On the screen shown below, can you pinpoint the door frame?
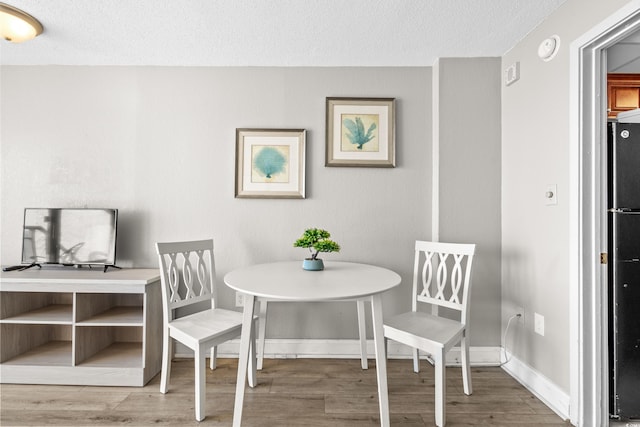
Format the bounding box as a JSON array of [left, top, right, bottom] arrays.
[[570, 2, 640, 425]]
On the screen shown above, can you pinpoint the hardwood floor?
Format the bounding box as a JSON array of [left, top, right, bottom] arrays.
[[0, 358, 571, 426]]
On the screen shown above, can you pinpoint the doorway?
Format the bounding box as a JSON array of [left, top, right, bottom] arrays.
[[571, 2, 640, 426]]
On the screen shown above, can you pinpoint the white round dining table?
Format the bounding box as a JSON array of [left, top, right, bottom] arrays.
[[224, 260, 401, 427]]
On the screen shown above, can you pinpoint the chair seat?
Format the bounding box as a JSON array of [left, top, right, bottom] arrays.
[[384, 311, 465, 351], [169, 308, 246, 346]]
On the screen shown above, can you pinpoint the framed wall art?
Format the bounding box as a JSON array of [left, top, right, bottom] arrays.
[[235, 128, 306, 198], [325, 97, 396, 167]]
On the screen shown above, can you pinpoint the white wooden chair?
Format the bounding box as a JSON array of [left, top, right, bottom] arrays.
[[156, 239, 257, 421], [384, 240, 476, 427]]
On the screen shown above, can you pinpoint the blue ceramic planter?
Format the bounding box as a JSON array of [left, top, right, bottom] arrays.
[[302, 258, 324, 271]]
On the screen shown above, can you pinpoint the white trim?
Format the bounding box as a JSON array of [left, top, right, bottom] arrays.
[[569, 3, 640, 426], [569, 28, 590, 427], [432, 58, 440, 242], [502, 351, 571, 422], [177, 339, 502, 366]]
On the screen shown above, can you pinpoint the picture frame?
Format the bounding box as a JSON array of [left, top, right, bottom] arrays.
[[235, 128, 306, 199], [325, 97, 396, 167]]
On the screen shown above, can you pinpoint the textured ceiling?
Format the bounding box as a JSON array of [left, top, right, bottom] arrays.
[[0, 0, 568, 66]]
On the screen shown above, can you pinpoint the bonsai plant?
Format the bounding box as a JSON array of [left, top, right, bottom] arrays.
[[293, 228, 340, 270]]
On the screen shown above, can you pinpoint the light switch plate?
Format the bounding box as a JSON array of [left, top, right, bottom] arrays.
[[534, 312, 545, 336], [505, 62, 520, 86]]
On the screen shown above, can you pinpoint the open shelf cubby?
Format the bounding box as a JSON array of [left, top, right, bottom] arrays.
[[0, 268, 162, 386]]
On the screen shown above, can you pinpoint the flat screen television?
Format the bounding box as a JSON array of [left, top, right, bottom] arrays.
[[21, 208, 118, 269]]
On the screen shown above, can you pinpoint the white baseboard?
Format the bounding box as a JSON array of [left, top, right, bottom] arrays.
[[501, 351, 570, 421], [178, 338, 502, 366]]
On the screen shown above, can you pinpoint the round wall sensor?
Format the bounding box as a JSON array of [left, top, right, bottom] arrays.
[[538, 35, 560, 62]]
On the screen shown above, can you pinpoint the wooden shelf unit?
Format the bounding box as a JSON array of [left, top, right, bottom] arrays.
[[608, 73, 640, 118], [0, 268, 162, 386]]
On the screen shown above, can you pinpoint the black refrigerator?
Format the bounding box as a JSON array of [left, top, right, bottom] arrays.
[[608, 117, 640, 420]]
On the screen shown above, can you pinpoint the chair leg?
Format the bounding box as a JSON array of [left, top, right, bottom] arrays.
[[257, 299, 268, 370], [461, 331, 472, 395], [194, 346, 206, 422], [412, 348, 420, 373], [160, 330, 172, 394], [434, 348, 446, 427], [357, 299, 368, 369], [209, 346, 217, 370], [248, 318, 257, 388]]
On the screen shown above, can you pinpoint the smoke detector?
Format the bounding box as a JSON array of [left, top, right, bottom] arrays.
[[538, 35, 560, 62]]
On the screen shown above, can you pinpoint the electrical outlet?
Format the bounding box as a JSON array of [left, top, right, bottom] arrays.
[[516, 306, 525, 324], [534, 312, 545, 336], [235, 292, 244, 307]]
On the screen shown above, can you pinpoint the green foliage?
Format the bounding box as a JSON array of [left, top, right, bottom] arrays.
[[293, 228, 341, 260]]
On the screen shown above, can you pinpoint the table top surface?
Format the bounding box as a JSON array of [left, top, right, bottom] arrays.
[[224, 261, 401, 301]]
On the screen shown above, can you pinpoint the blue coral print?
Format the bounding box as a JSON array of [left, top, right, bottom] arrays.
[[341, 114, 379, 152], [251, 146, 289, 183]]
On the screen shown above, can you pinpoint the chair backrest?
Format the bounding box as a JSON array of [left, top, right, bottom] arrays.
[[412, 240, 476, 324], [156, 239, 217, 321]]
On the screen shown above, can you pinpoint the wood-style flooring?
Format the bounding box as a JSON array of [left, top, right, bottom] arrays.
[[0, 358, 571, 426]]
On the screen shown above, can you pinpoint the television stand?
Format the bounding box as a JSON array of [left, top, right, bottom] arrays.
[[0, 268, 162, 386], [103, 264, 122, 273]]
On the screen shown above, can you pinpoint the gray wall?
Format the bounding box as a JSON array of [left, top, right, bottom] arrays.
[[501, 0, 633, 392], [1, 64, 502, 345], [436, 58, 502, 346]]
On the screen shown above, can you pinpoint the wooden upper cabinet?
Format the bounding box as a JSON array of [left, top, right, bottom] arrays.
[[608, 73, 640, 119]]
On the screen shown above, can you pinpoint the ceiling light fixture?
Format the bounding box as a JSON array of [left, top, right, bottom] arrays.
[[0, 2, 43, 43]]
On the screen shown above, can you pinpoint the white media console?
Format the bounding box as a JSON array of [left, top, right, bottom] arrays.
[[0, 268, 162, 386]]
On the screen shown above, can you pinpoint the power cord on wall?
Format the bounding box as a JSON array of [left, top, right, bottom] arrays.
[[501, 313, 522, 366]]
